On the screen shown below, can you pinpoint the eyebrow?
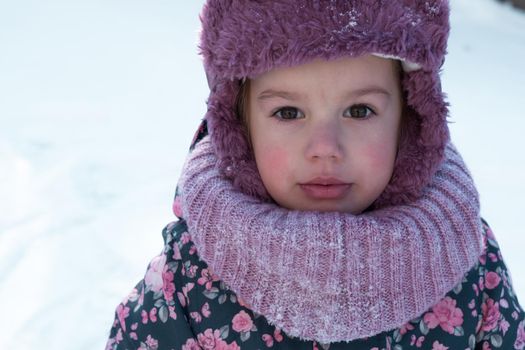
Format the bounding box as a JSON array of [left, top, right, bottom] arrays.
[[257, 86, 392, 101], [257, 89, 302, 101], [347, 86, 392, 98]]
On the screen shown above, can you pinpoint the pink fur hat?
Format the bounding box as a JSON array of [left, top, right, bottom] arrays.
[[198, 0, 451, 207]]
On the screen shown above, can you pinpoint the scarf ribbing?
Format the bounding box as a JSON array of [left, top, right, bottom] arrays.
[[178, 136, 484, 343]]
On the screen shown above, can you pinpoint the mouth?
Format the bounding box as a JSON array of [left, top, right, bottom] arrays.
[[299, 177, 352, 200]]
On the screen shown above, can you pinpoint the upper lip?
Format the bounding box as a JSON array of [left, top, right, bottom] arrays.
[[301, 177, 349, 185]]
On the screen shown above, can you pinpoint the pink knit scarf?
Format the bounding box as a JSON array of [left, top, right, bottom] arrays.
[[178, 136, 484, 343]]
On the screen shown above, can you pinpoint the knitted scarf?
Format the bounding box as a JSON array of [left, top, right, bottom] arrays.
[[178, 136, 484, 343]]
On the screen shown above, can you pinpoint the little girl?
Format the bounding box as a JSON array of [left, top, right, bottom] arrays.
[[107, 1, 525, 349]]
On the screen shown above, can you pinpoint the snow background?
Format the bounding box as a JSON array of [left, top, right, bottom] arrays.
[[0, 0, 524, 348]]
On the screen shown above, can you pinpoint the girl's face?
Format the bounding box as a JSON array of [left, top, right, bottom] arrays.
[[247, 55, 402, 214]]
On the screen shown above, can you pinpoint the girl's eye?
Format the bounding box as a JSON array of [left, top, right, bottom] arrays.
[[343, 105, 375, 119], [273, 107, 304, 120]]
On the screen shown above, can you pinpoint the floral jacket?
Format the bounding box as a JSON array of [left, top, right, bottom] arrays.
[[106, 219, 525, 350]]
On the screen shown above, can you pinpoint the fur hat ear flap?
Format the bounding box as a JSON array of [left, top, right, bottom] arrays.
[[205, 80, 270, 199]]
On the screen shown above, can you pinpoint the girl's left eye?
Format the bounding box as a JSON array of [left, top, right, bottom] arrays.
[[343, 105, 375, 119]]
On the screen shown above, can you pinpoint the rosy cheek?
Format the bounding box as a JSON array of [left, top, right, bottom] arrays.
[[254, 142, 292, 196], [258, 145, 289, 177], [363, 145, 397, 178]]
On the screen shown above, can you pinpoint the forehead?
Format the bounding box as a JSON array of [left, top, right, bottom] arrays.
[[250, 55, 400, 94]]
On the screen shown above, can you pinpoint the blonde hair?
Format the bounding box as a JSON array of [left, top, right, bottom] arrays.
[[235, 79, 252, 147]]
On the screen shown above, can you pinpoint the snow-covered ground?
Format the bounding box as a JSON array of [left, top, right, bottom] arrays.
[[0, 1, 524, 348]]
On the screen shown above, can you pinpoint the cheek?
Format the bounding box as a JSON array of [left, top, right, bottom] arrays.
[[359, 132, 398, 178], [364, 147, 396, 173], [255, 144, 291, 182]]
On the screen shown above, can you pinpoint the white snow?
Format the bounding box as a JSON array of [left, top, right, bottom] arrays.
[[0, 0, 524, 348]]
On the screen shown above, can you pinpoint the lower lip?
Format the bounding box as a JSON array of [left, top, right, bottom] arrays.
[[299, 184, 352, 200]]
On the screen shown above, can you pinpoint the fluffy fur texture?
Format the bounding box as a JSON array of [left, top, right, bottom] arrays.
[[199, 0, 451, 207]]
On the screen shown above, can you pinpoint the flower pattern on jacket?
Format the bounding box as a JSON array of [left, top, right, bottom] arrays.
[[106, 220, 525, 349]]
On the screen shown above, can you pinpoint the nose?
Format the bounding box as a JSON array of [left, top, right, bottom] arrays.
[[304, 119, 344, 162]]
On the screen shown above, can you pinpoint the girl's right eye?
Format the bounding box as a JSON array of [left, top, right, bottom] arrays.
[[272, 107, 304, 120]]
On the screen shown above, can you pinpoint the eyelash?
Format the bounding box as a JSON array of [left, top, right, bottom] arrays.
[[271, 104, 376, 121], [343, 104, 376, 119], [272, 107, 305, 120]]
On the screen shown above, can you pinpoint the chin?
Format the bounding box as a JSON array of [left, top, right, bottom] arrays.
[[280, 199, 364, 214]]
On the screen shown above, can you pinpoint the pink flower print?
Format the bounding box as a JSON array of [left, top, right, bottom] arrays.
[[141, 310, 149, 324], [198, 268, 220, 290], [197, 328, 229, 350], [122, 288, 138, 305], [178, 292, 187, 307], [181, 232, 192, 245], [163, 269, 176, 301], [116, 304, 130, 332], [473, 283, 480, 297], [182, 338, 202, 350], [431, 340, 448, 350], [423, 296, 464, 334], [261, 328, 283, 348], [105, 338, 117, 350], [138, 287, 145, 307], [476, 317, 483, 333], [469, 299, 478, 317], [273, 328, 283, 342], [479, 276, 485, 291], [399, 321, 415, 335], [142, 308, 158, 324], [262, 334, 273, 347], [183, 282, 195, 300], [479, 251, 487, 265], [116, 328, 124, 343], [482, 298, 500, 331], [232, 310, 254, 333], [187, 264, 198, 279], [488, 252, 498, 262], [191, 311, 202, 323], [500, 318, 510, 335], [169, 305, 178, 320], [485, 271, 501, 290], [189, 244, 198, 255], [144, 255, 167, 293], [149, 308, 158, 323], [486, 226, 496, 240], [172, 197, 183, 218], [145, 335, 159, 350], [227, 343, 241, 350], [500, 298, 509, 309], [482, 341, 492, 350], [130, 323, 138, 340], [410, 335, 424, 347], [172, 243, 182, 260], [515, 321, 525, 350], [502, 272, 510, 289], [202, 302, 211, 318]]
